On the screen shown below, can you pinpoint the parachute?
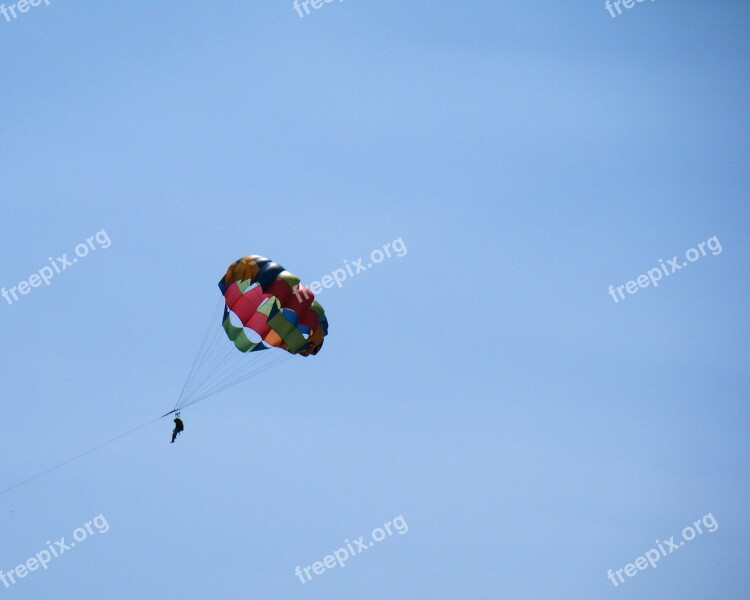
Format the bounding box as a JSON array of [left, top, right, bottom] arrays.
[[171, 255, 329, 412], [219, 255, 328, 356]]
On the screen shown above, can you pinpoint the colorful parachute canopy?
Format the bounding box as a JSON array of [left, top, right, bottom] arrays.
[[218, 255, 329, 356], [171, 255, 328, 412]]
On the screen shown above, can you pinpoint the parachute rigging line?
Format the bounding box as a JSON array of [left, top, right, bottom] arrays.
[[0, 416, 162, 497]]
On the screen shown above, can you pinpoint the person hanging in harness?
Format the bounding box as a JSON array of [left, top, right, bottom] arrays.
[[171, 414, 184, 444]]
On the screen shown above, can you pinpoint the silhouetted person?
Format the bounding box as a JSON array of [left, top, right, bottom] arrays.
[[171, 416, 184, 443]]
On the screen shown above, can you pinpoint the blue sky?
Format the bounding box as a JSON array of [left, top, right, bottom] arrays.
[[1, 1, 748, 598]]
